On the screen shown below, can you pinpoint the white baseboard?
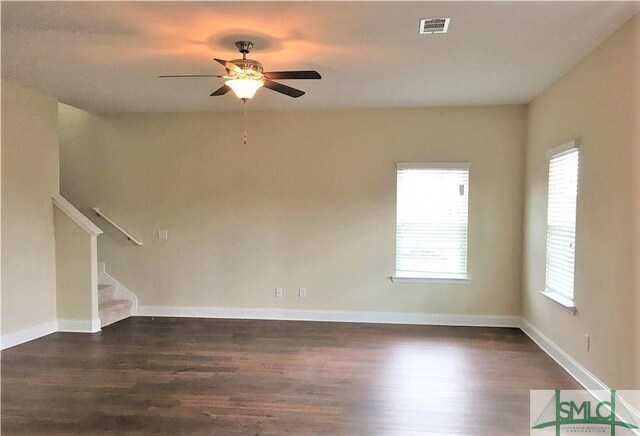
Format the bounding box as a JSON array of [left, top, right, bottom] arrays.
[[138, 305, 521, 327], [97, 262, 137, 314], [0, 320, 58, 350], [57, 319, 101, 333], [519, 318, 607, 391], [1, 319, 101, 350]]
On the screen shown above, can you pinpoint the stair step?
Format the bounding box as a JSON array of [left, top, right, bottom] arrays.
[[98, 284, 116, 304], [99, 299, 133, 328]]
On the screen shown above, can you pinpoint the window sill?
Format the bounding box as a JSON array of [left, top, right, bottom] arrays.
[[391, 276, 470, 284], [540, 291, 576, 314]]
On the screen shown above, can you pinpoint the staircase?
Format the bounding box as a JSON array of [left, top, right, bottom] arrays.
[[98, 284, 133, 327]]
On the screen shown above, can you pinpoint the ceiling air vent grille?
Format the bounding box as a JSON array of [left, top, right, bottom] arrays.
[[419, 18, 450, 34]]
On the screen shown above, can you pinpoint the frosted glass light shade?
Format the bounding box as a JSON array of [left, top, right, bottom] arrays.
[[226, 78, 264, 99]]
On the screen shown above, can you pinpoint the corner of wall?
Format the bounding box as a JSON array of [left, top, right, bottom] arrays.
[[521, 13, 640, 388], [1, 80, 60, 336]]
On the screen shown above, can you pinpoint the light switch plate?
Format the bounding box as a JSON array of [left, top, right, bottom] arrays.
[[157, 229, 168, 240]]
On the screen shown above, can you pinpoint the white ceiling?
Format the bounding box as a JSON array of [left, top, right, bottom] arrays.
[[2, 1, 638, 113]]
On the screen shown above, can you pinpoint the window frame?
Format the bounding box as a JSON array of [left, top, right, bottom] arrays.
[[541, 139, 580, 314], [392, 162, 470, 284]]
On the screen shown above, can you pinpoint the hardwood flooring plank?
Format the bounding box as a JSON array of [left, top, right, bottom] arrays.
[[1, 317, 580, 435]]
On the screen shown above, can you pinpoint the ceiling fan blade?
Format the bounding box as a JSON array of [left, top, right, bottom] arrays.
[[210, 85, 231, 96], [263, 71, 322, 80], [159, 74, 223, 78], [263, 80, 305, 98], [214, 58, 243, 74]]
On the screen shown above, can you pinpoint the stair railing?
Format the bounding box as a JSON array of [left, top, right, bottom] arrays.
[[91, 207, 143, 246]]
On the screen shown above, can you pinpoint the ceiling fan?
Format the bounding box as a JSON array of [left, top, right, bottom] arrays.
[[159, 40, 322, 100]]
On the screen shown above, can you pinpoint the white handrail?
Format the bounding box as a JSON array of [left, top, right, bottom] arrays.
[[53, 195, 103, 236], [91, 207, 143, 246]]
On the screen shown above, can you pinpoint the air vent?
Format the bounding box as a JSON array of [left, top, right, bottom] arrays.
[[419, 18, 450, 34]]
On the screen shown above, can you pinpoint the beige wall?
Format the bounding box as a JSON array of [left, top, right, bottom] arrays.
[[54, 208, 98, 322], [1, 80, 59, 334], [59, 104, 526, 316], [523, 14, 639, 388]]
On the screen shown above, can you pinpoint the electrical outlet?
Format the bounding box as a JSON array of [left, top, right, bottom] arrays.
[[157, 229, 168, 240], [299, 288, 307, 298], [585, 334, 590, 352], [275, 288, 283, 299]]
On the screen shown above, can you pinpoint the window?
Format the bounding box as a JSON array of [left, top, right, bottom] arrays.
[[544, 141, 579, 310], [393, 163, 469, 283]]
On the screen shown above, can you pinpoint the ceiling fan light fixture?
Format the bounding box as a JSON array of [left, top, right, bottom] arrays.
[[226, 77, 264, 99]]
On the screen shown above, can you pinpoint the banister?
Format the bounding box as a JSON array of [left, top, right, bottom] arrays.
[[53, 195, 103, 236], [91, 207, 143, 246]]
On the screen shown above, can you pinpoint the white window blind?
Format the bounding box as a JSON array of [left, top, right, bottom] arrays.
[[395, 163, 469, 279], [545, 145, 579, 302]]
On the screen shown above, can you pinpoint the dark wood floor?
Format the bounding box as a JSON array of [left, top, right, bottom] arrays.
[[1, 317, 580, 435]]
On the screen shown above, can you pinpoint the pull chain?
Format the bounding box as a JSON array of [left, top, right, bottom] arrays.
[[242, 98, 248, 145]]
